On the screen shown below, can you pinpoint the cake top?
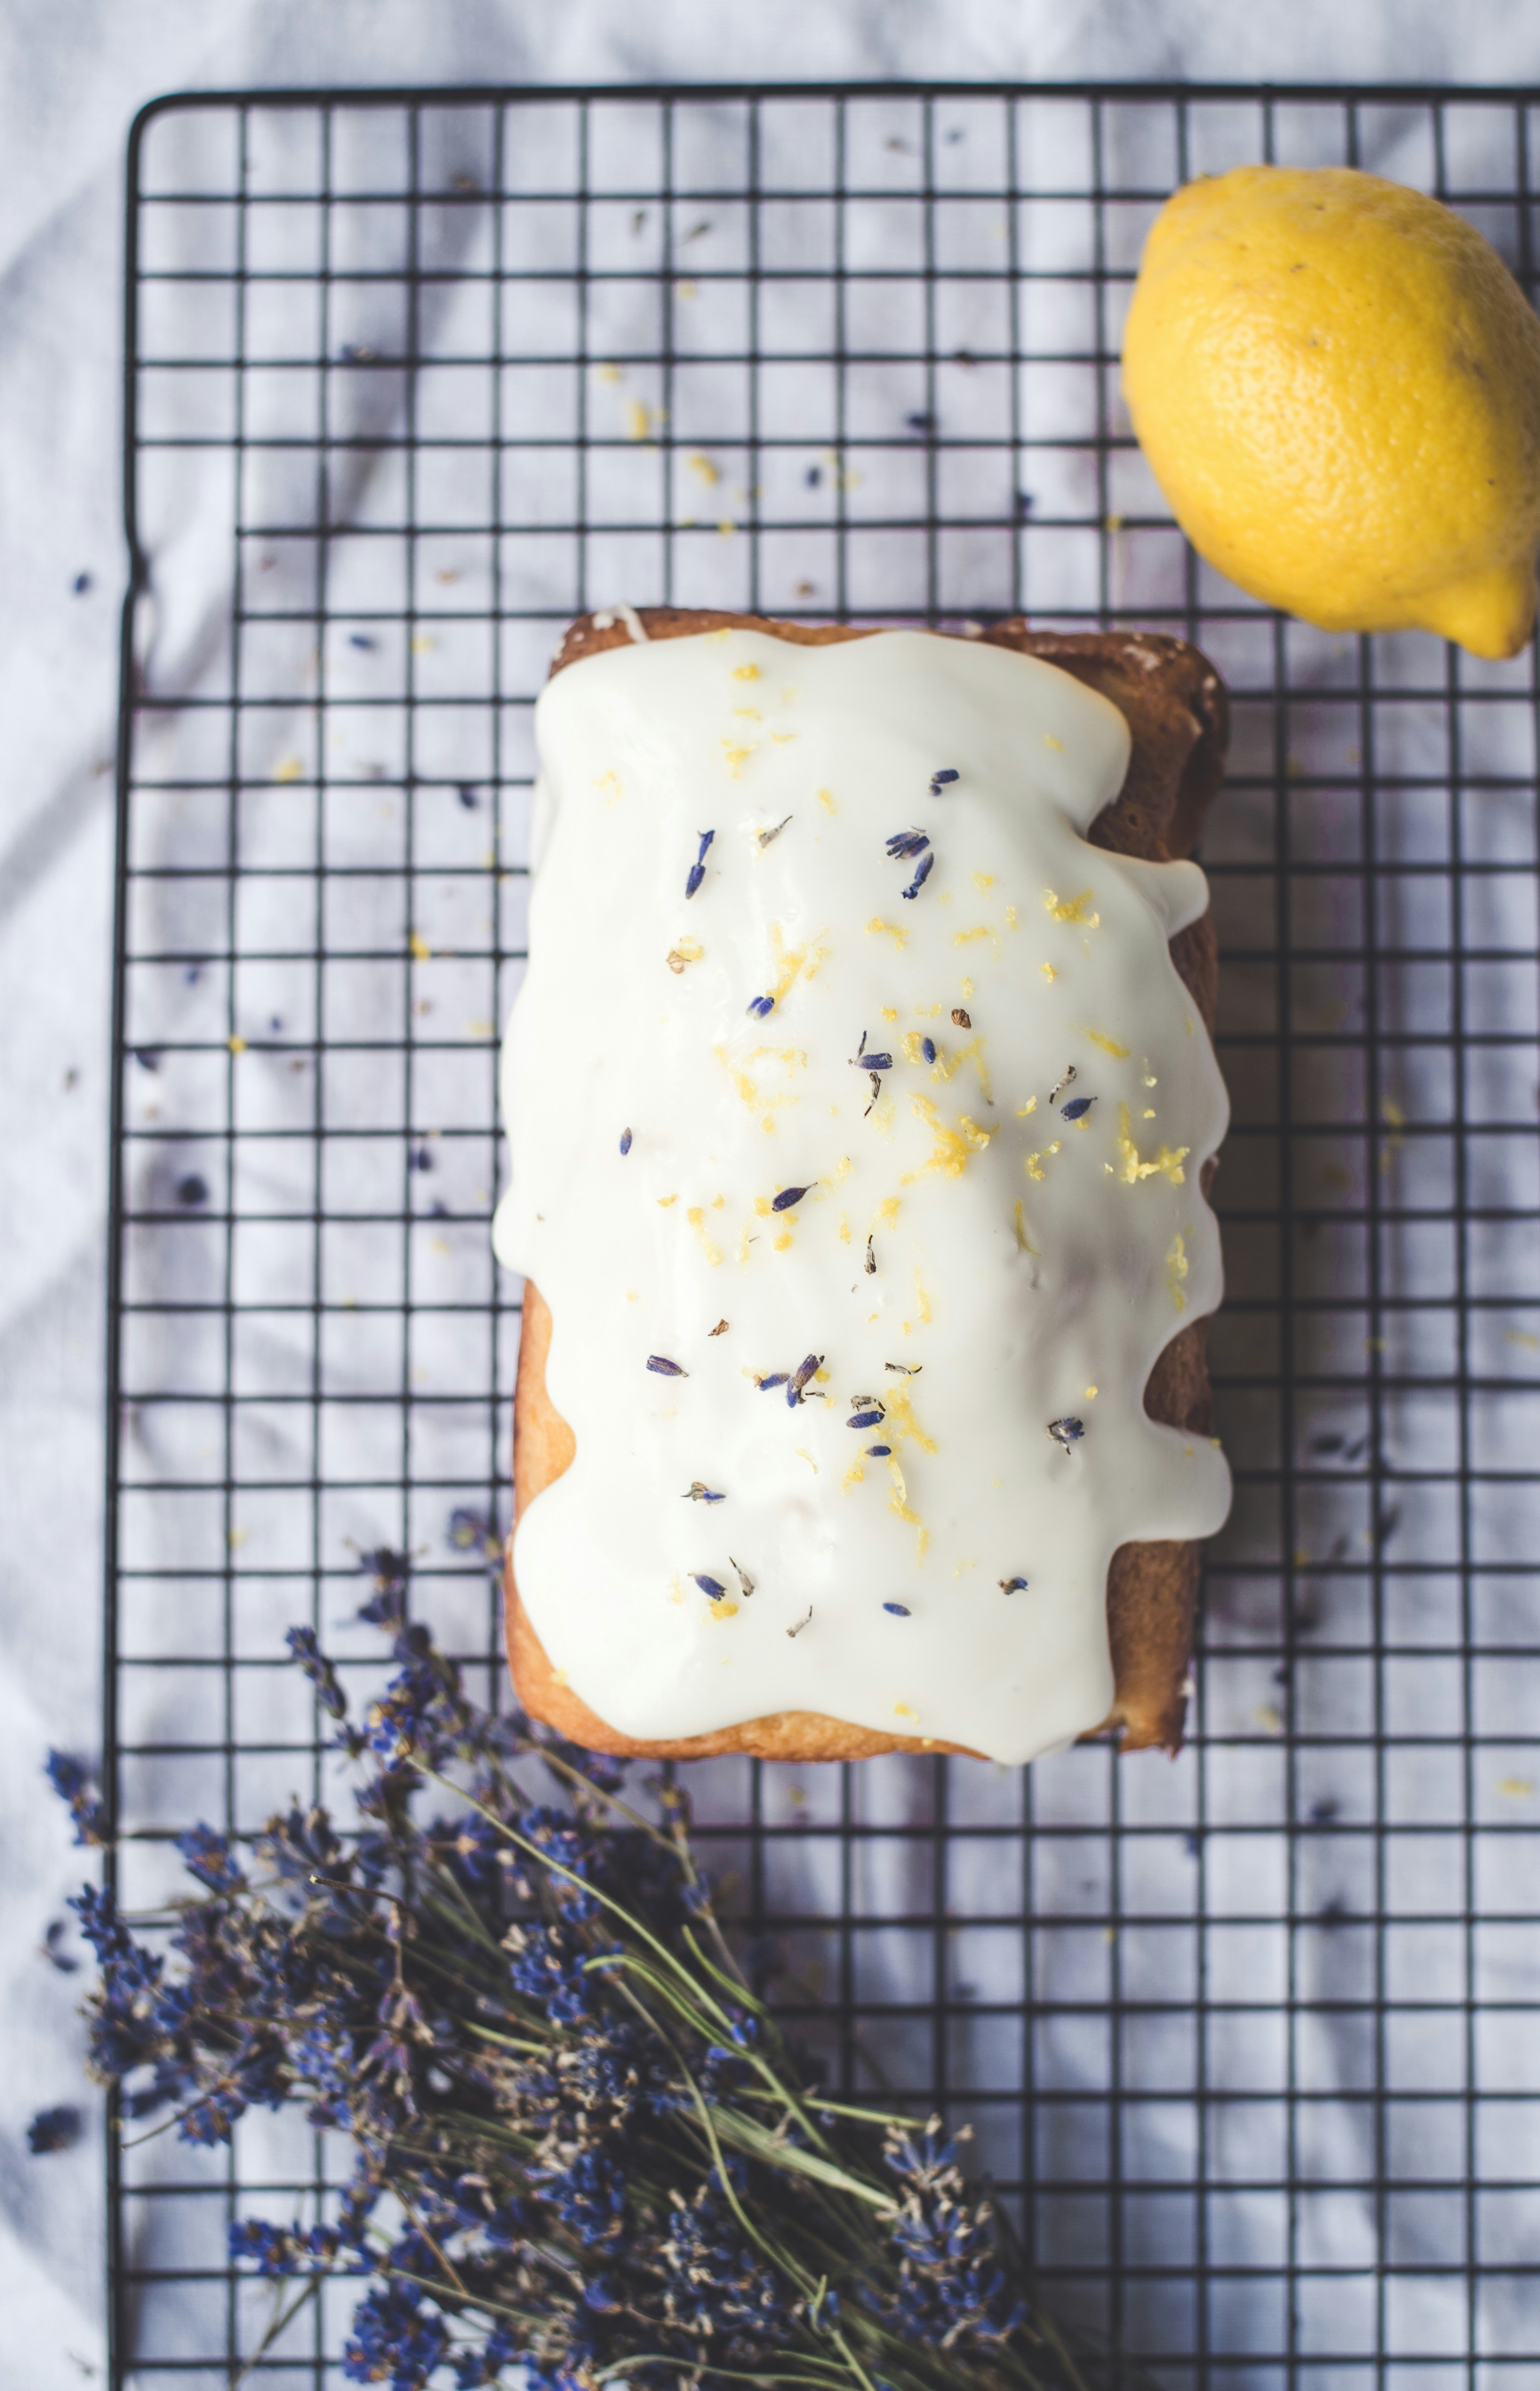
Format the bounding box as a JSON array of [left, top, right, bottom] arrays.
[[495, 626, 1230, 1764]]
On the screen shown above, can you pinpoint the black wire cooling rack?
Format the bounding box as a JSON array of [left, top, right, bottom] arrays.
[[105, 82, 1540, 2388]]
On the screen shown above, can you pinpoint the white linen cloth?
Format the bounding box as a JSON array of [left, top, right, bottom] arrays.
[[5, 4, 1540, 2382]]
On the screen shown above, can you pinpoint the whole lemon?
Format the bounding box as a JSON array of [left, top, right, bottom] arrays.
[[1122, 165, 1540, 659]]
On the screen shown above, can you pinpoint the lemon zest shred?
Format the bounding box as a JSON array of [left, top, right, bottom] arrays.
[[930, 1034, 992, 1100], [901, 1093, 992, 1184], [686, 1206, 723, 1266], [883, 1386, 937, 1457], [885, 1455, 929, 1557], [1116, 1101, 1190, 1186]]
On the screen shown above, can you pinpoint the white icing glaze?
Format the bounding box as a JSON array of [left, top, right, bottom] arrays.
[[494, 628, 1230, 1764]]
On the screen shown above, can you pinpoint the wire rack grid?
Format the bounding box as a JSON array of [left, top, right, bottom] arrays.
[[106, 80, 1540, 2390]]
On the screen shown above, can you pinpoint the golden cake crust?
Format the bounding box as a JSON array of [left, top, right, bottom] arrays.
[[504, 610, 1228, 1761]]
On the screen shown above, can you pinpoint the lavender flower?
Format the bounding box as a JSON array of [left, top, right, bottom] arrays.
[[355, 1545, 408, 1627], [44, 1752, 106, 1848], [43, 1620, 1135, 2391], [286, 1624, 348, 1720]]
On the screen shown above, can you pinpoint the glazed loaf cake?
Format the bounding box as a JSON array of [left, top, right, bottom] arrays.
[[494, 609, 1230, 1763]]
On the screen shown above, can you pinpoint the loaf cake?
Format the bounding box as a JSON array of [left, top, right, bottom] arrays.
[[492, 609, 1230, 1764]]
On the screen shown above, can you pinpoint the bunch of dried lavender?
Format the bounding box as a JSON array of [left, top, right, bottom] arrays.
[[52, 1617, 1128, 2391]]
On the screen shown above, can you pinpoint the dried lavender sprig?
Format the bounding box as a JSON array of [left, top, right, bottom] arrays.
[[48, 1630, 1138, 2391]]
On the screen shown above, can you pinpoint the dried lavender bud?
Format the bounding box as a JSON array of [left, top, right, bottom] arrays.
[[929, 766, 960, 793], [1061, 1096, 1094, 1122], [647, 1355, 687, 1377], [787, 1353, 824, 1405], [854, 1052, 893, 1073], [691, 1573, 727, 1598], [882, 1602, 912, 1616], [847, 1408, 884, 1431], [886, 828, 930, 859], [685, 827, 715, 897], [921, 1037, 936, 1065], [1048, 1415, 1085, 1448], [682, 1482, 725, 1503], [27, 2106, 80, 2155], [901, 851, 935, 900], [1000, 1575, 1029, 1593], [619, 1127, 633, 1154], [770, 1185, 810, 1212], [756, 1372, 789, 1391], [866, 1443, 892, 1457], [448, 1508, 497, 1555], [746, 993, 775, 1018]]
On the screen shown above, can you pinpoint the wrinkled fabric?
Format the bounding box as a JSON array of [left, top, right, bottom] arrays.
[[5, 4, 1540, 2380]]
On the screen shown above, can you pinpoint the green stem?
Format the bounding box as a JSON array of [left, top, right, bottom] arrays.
[[228, 2277, 317, 2388]]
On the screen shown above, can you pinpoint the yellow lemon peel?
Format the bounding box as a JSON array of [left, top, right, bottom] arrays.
[[1122, 164, 1540, 660]]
